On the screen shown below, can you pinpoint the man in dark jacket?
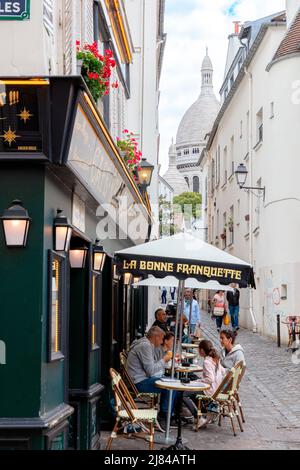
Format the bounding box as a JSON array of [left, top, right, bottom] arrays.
[[152, 308, 169, 333], [227, 284, 240, 330]]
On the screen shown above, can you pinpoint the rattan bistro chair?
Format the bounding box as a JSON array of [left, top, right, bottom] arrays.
[[195, 361, 244, 436], [119, 351, 159, 408], [106, 368, 157, 450], [235, 363, 246, 423]]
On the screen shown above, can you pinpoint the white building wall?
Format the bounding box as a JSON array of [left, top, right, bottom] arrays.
[[206, 23, 300, 344]]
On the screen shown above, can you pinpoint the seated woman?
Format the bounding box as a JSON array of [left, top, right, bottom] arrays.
[[220, 329, 246, 371], [183, 339, 225, 428], [154, 331, 175, 364]]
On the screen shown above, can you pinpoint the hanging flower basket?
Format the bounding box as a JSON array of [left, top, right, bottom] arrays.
[[117, 130, 143, 183], [76, 41, 118, 103]]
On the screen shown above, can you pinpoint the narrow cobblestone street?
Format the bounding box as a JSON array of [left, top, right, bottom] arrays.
[[101, 313, 300, 450]]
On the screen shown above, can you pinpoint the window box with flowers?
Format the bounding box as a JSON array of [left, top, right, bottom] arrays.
[[116, 130, 142, 183], [76, 41, 119, 103]]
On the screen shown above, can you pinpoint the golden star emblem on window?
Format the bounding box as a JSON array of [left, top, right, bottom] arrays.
[[0, 126, 20, 147], [17, 107, 33, 124]]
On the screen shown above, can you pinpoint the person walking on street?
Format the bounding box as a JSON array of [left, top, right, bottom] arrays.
[[183, 288, 201, 341], [212, 291, 227, 333], [170, 287, 176, 301], [227, 284, 240, 331], [161, 287, 167, 305]]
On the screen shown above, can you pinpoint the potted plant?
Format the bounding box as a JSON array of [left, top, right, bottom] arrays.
[[116, 130, 143, 183], [76, 41, 118, 103], [220, 230, 226, 240]]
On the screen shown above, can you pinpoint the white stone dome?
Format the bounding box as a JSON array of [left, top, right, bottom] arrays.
[[163, 141, 189, 196], [176, 50, 220, 149]]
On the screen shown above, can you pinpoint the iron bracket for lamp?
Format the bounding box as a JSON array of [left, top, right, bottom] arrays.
[[239, 185, 265, 200]]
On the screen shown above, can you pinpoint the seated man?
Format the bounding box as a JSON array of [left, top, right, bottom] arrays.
[[152, 308, 169, 333], [126, 326, 177, 430]]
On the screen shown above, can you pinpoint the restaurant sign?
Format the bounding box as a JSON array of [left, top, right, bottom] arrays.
[[0, 1, 30, 20], [115, 255, 256, 288]]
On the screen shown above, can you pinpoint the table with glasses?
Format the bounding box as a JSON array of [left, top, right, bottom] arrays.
[[155, 379, 210, 450]]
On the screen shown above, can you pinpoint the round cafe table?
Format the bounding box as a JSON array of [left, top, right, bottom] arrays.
[[155, 379, 210, 450], [181, 343, 199, 349]]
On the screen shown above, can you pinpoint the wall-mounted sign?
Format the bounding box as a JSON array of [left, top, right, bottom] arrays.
[[72, 193, 86, 233], [0, 83, 43, 152], [0, 1, 30, 20]]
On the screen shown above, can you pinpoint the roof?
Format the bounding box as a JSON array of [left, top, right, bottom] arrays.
[[207, 18, 286, 151], [272, 9, 300, 62]]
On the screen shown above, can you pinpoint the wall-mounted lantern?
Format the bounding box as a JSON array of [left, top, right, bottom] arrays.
[[53, 209, 72, 252], [1, 200, 31, 247]]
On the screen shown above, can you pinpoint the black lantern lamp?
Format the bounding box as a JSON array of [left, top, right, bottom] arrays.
[[69, 238, 88, 269], [235, 163, 265, 199], [1, 200, 31, 247], [137, 158, 154, 190], [93, 242, 106, 272], [53, 209, 72, 252], [235, 163, 248, 188]]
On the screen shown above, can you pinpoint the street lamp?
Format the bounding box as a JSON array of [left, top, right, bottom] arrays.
[[235, 163, 265, 198], [137, 158, 154, 191], [53, 209, 72, 252], [93, 243, 106, 272], [1, 200, 31, 247], [69, 239, 88, 268]]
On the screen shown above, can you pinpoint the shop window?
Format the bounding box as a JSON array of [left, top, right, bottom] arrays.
[[193, 176, 200, 193], [48, 252, 66, 362], [91, 272, 100, 350]]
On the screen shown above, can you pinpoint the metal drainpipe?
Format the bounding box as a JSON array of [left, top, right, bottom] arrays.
[[244, 66, 258, 333]]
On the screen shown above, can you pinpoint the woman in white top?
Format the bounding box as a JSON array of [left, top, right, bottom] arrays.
[[212, 290, 228, 332]]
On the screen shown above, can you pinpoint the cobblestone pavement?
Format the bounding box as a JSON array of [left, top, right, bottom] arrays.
[[101, 313, 300, 450]]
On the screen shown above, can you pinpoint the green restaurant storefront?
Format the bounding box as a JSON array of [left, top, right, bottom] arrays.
[[0, 77, 151, 449]]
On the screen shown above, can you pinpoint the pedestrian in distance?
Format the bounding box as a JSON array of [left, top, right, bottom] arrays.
[[212, 290, 228, 333], [161, 286, 167, 305], [227, 283, 240, 331]]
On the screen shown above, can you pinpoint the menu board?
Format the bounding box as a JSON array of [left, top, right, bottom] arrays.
[[0, 83, 43, 152]]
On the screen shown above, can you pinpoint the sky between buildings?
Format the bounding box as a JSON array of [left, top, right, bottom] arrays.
[[159, 0, 286, 175]]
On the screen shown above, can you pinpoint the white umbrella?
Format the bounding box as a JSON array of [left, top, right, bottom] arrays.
[[115, 232, 254, 445], [133, 275, 234, 291]]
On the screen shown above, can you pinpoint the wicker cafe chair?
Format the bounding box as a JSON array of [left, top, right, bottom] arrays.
[[106, 368, 157, 450], [234, 363, 246, 423], [119, 351, 159, 408], [195, 361, 244, 436]]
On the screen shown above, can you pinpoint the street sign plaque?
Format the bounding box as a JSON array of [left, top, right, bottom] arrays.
[[0, 1, 30, 20]]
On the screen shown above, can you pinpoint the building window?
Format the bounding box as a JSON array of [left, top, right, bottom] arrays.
[[222, 212, 227, 249], [229, 205, 234, 245], [224, 86, 228, 100], [211, 159, 215, 191], [185, 177, 189, 188], [238, 56, 243, 71], [255, 178, 262, 229], [193, 176, 200, 193], [240, 120, 243, 138], [192, 148, 200, 154], [223, 146, 228, 185], [217, 145, 221, 185], [270, 102, 274, 119], [178, 152, 182, 157], [48, 252, 66, 362], [230, 136, 234, 178], [230, 74, 234, 89], [91, 272, 100, 349], [256, 107, 263, 144], [184, 149, 190, 155]]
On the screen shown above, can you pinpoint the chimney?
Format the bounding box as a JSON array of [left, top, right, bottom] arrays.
[[233, 21, 241, 34], [286, 0, 300, 27]]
